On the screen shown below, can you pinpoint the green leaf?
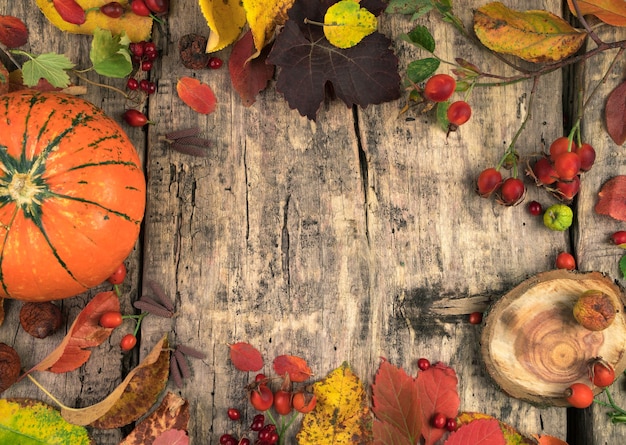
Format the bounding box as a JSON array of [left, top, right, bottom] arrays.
[[436, 101, 450, 131], [0, 398, 92, 444], [619, 254, 626, 280], [90, 28, 132, 78], [406, 57, 440, 83], [17, 51, 74, 88], [400, 25, 436, 52], [385, 0, 434, 21]]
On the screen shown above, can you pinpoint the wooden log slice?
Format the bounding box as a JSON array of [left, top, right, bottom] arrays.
[[481, 270, 626, 407]]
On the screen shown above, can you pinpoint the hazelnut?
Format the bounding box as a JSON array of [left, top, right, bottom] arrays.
[[19, 302, 63, 339], [573, 290, 617, 331], [0, 343, 20, 393]]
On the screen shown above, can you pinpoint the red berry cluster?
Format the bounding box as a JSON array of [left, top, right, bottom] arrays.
[[566, 359, 616, 409], [529, 136, 596, 201], [127, 40, 158, 95], [220, 411, 277, 445], [423, 74, 473, 132], [476, 167, 525, 206]]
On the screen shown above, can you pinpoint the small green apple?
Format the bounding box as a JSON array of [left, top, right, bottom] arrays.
[[543, 204, 573, 231]]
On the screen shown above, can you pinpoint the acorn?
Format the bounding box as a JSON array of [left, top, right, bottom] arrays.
[[573, 290, 618, 331]]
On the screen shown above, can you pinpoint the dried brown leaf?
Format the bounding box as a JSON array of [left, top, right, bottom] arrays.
[[606, 80, 626, 145]]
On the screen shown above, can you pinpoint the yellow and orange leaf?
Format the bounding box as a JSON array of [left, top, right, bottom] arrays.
[[176, 77, 217, 115], [567, 0, 626, 27], [458, 412, 537, 444], [199, 0, 247, 52], [297, 362, 372, 444], [243, 0, 294, 58], [35, 0, 153, 42], [474, 2, 587, 63]]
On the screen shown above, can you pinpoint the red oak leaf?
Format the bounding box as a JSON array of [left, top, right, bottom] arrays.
[[606, 80, 626, 146], [176, 77, 217, 115], [0, 15, 28, 48], [445, 418, 506, 445], [418, 362, 460, 445], [267, 0, 401, 120], [371, 359, 421, 445], [595, 176, 626, 221], [229, 342, 264, 372], [273, 355, 312, 382], [27, 291, 119, 374], [52, 0, 86, 25], [229, 30, 275, 107]]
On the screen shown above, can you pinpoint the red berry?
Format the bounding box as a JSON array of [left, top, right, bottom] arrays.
[[468, 312, 483, 324], [107, 263, 127, 284], [250, 384, 274, 411], [555, 176, 580, 201], [273, 390, 292, 415], [549, 136, 577, 162], [577, 143, 596, 172], [528, 200, 542, 216], [145, 0, 169, 14], [122, 109, 149, 127], [423, 74, 456, 102], [100, 2, 125, 18], [227, 408, 241, 421], [432, 412, 447, 429], [250, 414, 265, 431], [499, 177, 525, 206], [565, 382, 594, 408], [477, 167, 502, 197], [220, 434, 236, 445], [611, 231, 626, 246], [267, 431, 279, 444], [255, 373, 267, 382], [446, 100, 471, 126], [208, 57, 223, 69], [417, 358, 431, 371], [130, 41, 145, 58], [589, 359, 615, 387], [554, 151, 581, 181], [446, 417, 457, 432], [531, 157, 558, 186], [292, 392, 317, 413], [239, 439, 251, 445], [141, 60, 153, 71], [99, 311, 123, 328], [120, 333, 137, 351], [555, 252, 576, 270], [131, 0, 151, 16], [126, 78, 139, 90]]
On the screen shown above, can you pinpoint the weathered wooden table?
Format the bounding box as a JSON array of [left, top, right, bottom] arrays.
[[1, 1, 625, 444]]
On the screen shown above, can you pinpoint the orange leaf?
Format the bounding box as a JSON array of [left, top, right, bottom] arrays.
[[534, 434, 569, 445], [595, 176, 626, 221], [273, 355, 313, 382], [567, 0, 626, 27], [229, 342, 264, 372], [176, 77, 217, 115], [0, 15, 28, 48], [446, 418, 505, 445], [27, 291, 119, 374]]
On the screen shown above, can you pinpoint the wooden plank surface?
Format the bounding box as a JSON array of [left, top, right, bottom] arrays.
[[0, 1, 625, 444]]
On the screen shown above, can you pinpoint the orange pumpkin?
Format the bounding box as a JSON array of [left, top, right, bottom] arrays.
[[0, 91, 146, 301]]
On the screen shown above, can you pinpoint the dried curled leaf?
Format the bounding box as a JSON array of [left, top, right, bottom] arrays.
[[474, 2, 587, 63], [605, 80, 626, 146], [567, 0, 626, 27], [0, 15, 28, 48]]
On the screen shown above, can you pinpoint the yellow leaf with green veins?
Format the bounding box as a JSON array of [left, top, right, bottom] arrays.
[[473, 1, 587, 63], [323, 0, 378, 49], [243, 0, 295, 59], [297, 362, 372, 444], [0, 399, 92, 444], [199, 0, 247, 52]]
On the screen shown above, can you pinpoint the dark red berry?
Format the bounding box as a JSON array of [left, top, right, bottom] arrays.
[[477, 167, 502, 198], [577, 143, 596, 172], [130, 41, 145, 58], [469, 312, 483, 324], [528, 200, 542, 216], [141, 60, 153, 71], [208, 56, 223, 69], [220, 434, 236, 445], [122, 109, 149, 127], [100, 2, 125, 18], [145, 0, 169, 14], [417, 358, 430, 371], [499, 177, 525, 206], [126, 78, 139, 90], [131, 0, 151, 16], [432, 412, 447, 429], [446, 417, 457, 431], [227, 408, 241, 421]]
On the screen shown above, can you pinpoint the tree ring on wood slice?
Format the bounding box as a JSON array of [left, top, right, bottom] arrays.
[[480, 270, 626, 406]]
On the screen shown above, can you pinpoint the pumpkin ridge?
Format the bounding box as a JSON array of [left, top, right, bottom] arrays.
[[0, 205, 20, 297], [46, 192, 143, 224]]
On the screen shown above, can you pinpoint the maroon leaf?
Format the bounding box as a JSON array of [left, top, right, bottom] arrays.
[[595, 175, 626, 221], [229, 342, 264, 372], [0, 15, 28, 48], [445, 418, 506, 445], [267, 0, 401, 120], [606, 80, 626, 146], [417, 362, 460, 445], [52, 0, 86, 25], [229, 30, 275, 107]]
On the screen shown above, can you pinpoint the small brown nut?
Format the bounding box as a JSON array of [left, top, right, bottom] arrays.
[[178, 34, 210, 69], [0, 343, 21, 393], [573, 290, 617, 331], [19, 302, 63, 339]]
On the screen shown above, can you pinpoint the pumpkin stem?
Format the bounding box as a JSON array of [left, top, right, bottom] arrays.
[[7, 172, 43, 207]]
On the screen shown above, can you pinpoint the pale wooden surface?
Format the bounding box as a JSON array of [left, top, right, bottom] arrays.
[[1, 1, 625, 444]]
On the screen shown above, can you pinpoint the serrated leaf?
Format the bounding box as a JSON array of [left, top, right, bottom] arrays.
[[0, 399, 92, 444], [406, 57, 440, 83], [229, 342, 264, 372], [18, 51, 74, 88], [473, 2, 587, 63], [400, 25, 435, 52], [242, 0, 294, 58], [0, 15, 28, 48], [457, 412, 537, 444], [297, 362, 372, 444], [90, 28, 132, 78], [199, 0, 247, 52], [418, 362, 460, 445], [324, 0, 378, 49], [273, 355, 312, 382], [567, 0, 626, 27], [445, 418, 506, 445], [619, 254, 626, 280], [605, 80, 626, 145]]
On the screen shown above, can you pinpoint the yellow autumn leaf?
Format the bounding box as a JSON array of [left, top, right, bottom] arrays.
[[473, 1, 587, 63], [243, 0, 294, 59], [199, 0, 247, 53], [35, 0, 153, 42], [323, 0, 378, 49], [297, 362, 372, 444]]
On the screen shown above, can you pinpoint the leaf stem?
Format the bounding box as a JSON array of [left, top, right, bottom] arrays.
[[72, 70, 130, 99], [26, 374, 71, 411]]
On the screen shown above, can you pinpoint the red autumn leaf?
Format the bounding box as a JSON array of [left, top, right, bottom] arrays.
[[0, 15, 28, 48], [417, 362, 460, 445], [27, 291, 119, 374], [229, 30, 275, 107], [153, 429, 190, 445], [595, 175, 626, 221], [273, 355, 313, 382], [606, 80, 626, 145], [52, 0, 86, 25], [229, 342, 264, 372], [176, 77, 217, 115], [444, 418, 506, 445], [371, 359, 421, 445], [534, 434, 569, 445]]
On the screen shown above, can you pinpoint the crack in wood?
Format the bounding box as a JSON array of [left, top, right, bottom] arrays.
[[281, 195, 291, 289], [352, 106, 370, 246]]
